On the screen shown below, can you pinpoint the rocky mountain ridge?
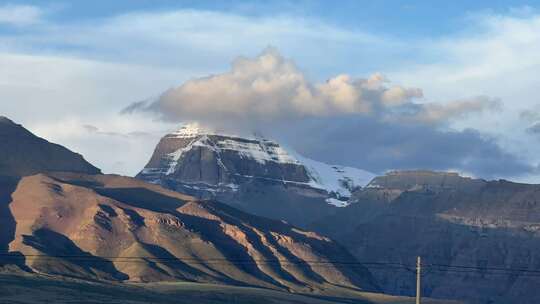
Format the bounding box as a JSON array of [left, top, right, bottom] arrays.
[[137, 123, 374, 225]]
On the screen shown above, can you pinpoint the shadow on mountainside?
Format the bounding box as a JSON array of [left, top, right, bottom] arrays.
[[203, 200, 380, 292], [138, 242, 212, 281], [176, 210, 291, 290], [22, 228, 129, 281], [0, 176, 33, 272], [0, 176, 20, 254]]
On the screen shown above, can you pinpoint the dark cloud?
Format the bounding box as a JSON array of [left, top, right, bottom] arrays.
[[526, 122, 540, 135], [82, 124, 99, 133], [394, 96, 501, 125], [269, 116, 535, 179], [120, 100, 149, 115], [520, 108, 540, 136], [520, 109, 540, 122]]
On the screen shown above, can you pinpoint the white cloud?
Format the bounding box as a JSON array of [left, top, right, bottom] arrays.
[[0, 4, 43, 26], [398, 13, 540, 90], [144, 48, 417, 121], [0, 8, 399, 76], [386, 10, 540, 180], [0, 52, 186, 176], [126, 48, 500, 131], [28, 113, 172, 176]]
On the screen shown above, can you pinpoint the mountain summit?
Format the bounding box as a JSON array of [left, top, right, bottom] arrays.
[[137, 123, 374, 225], [0, 116, 100, 177], [0, 116, 16, 125]]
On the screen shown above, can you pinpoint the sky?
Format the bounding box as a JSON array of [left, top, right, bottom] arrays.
[[1, 0, 540, 181]]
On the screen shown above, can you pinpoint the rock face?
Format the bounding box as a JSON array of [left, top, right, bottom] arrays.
[[0, 116, 101, 177], [137, 124, 374, 226], [310, 170, 540, 304], [4, 172, 378, 292]]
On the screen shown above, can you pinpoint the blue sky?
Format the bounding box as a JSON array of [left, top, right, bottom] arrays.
[[1, 1, 540, 181], [1, 0, 538, 74], [3, 0, 538, 39], [3, 0, 539, 70], [6, 0, 538, 33]]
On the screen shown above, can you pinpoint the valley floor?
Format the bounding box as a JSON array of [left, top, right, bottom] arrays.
[[0, 274, 460, 304]]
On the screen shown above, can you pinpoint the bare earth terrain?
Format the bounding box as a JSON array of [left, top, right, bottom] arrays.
[[0, 274, 461, 304]]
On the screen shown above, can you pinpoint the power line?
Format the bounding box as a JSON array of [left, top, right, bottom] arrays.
[[424, 268, 540, 278], [0, 253, 416, 270], [0, 253, 403, 265], [429, 263, 540, 274], [3, 253, 540, 277]]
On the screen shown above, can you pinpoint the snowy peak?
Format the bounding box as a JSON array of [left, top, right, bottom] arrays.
[[138, 125, 374, 207], [167, 122, 216, 139], [164, 123, 300, 166], [137, 126, 310, 190]]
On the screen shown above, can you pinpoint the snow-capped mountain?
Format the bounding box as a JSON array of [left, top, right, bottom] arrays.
[[138, 123, 374, 206], [136, 123, 375, 225]]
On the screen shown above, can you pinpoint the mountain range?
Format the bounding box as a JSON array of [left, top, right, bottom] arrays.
[[138, 124, 540, 304], [5, 115, 540, 303], [0, 117, 382, 300]]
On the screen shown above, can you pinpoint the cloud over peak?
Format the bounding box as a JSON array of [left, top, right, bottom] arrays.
[[125, 49, 419, 121], [125, 48, 500, 130]]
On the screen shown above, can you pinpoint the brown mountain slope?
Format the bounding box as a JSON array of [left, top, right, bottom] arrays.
[[0, 116, 100, 177], [4, 172, 378, 293]]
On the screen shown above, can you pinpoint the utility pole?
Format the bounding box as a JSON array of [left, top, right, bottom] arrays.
[[416, 256, 421, 304]]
